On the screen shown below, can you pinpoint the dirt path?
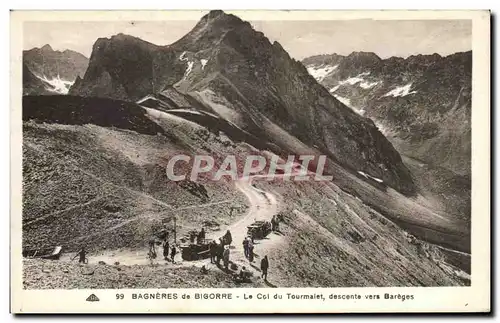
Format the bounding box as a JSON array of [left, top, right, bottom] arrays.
[[213, 177, 285, 274], [63, 176, 284, 276]]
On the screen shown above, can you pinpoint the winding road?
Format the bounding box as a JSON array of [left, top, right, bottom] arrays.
[[68, 176, 283, 271]]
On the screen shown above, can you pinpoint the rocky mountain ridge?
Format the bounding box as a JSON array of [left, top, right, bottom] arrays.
[[69, 10, 416, 195], [302, 50, 471, 177], [23, 44, 89, 81], [23, 45, 89, 94]]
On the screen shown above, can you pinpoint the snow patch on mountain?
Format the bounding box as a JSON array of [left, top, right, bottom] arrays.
[[333, 94, 352, 108], [383, 83, 417, 97], [374, 121, 389, 136], [306, 64, 338, 82], [36, 74, 73, 94], [329, 85, 340, 93], [339, 72, 371, 86], [201, 59, 208, 70], [168, 108, 203, 115], [179, 51, 196, 78], [358, 171, 384, 183], [136, 95, 155, 104], [184, 61, 194, 77], [179, 51, 188, 61], [333, 94, 366, 116], [359, 81, 380, 89]]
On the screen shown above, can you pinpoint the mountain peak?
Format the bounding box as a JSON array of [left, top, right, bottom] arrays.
[[172, 10, 252, 50], [203, 10, 245, 25], [41, 44, 53, 52], [347, 51, 381, 61], [92, 33, 158, 54], [206, 10, 226, 18], [99, 33, 152, 45]]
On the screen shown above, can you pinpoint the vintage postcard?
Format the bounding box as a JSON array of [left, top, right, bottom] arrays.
[[10, 10, 490, 313]]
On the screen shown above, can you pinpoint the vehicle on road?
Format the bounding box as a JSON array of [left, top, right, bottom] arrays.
[[247, 221, 272, 240], [180, 238, 215, 261]]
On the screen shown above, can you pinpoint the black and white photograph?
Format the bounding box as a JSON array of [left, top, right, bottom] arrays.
[[11, 9, 490, 313]]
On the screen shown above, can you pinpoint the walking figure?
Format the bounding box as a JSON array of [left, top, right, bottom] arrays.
[[243, 237, 249, 258], [199, 228, 206, 240], [163, 240, 169, 260], [72, 246, 87, 264], [209, 241, 217, 264], [223, 246, 230, 270], [223, 230, 232, 246], [171, 245, 177, 264], [261, 255, 269, 281], [216, 239, 224, 265], [248, 241, 254, 263], [148, 238, 157, 259]]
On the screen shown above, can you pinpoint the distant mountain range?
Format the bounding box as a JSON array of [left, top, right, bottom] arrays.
[[302, 51, 471, 177], [22, 44, 89, 95]]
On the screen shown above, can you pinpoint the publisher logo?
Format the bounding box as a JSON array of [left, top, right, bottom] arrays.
[[86, 294, 100, 302]]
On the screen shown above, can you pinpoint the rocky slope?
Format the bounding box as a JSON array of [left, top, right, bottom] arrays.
[[24, 259, 257, 289], [23, 45, 89, 94], [22, 93, 470, 286], [70, 10, 415, 195], [302, 51, 472, 177], [23, 63, 53, 95], [22, 95, 253, 253], [22, 11, 471, 288]]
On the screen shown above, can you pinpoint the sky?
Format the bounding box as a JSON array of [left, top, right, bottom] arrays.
[[23, 18, 471, 60]]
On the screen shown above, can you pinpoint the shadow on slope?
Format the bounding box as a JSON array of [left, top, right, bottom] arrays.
[[23, 95, 165, 136]]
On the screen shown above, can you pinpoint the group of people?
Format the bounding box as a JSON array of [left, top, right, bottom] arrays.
[[209, 230, 233, 270], [71, 219, 274, 281], [190, 228, 206, 245], [243, 237, 270, 281], [148, 231, 177, 263]]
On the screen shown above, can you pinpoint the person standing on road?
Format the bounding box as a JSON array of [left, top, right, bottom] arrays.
[[171, 245, 177, 264], [242, 237, 249, 258], [163, 240, 169, 260], [209, 241, 217, 264], [72, 246, 87, 264], [248, 241, 254, 263], [224, 230, 232, 246], [148, 237, 157, 259], [216, 240, 224, 266], [223, 246, 230, 270], [260, 255, 269, 281]]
